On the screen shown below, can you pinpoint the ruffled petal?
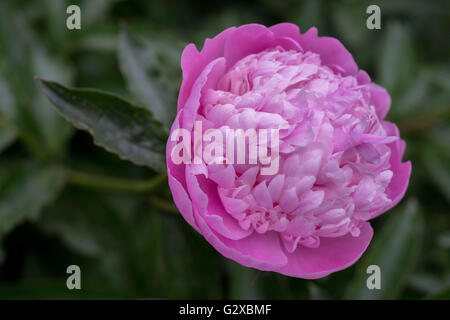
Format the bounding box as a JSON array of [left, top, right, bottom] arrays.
[[370, 122, 411, 218], [166, 111, 199, 232], [182, 57, 226, 131], [270, 23, 358, 75], [186, 166, 253, 240], [369, 83, 392, 119], [178, 27, 235, 110]]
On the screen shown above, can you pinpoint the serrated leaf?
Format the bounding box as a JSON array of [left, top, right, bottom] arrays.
[[37, 79, 167, 172], [118, 28, 177, 128], [0, 162, 66, 235], [346, 199, 422, 299]]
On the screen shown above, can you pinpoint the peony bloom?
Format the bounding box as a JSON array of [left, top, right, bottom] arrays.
[[166, 23, 411, 279]]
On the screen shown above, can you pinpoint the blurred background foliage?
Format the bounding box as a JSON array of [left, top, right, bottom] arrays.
[[0, 0, 449, 299]]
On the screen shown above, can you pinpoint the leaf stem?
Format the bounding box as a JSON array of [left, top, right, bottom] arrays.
[[67, 169, 167, 192]]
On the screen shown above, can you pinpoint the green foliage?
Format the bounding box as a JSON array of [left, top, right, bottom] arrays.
[[0, 0, 449, 300], [0, 1, 74, 159], [37, 79, 167, 173], [346, 200, 422, 299], [118, 27, 180, 128], [0, 161, 66, 235], [0, 123, 16, 153]]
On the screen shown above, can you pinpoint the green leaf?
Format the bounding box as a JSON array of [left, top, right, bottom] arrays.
[[422, 151, 450, 204], [331, 0, 373, 54], [0, 161, 66, 235], [425, 287, 450, 300], [37, 79, 167, 173], [81, 0, 115, 28], [346, 199, 422, 299], [0, 3, 73, 157], [42, 0, 68, 43], [0, 70, 17, 125], [226, 261, 262, 299], [0, 239, 4, 265], [377, 23, 416, 96], [0, 280, 125, 299], [39, 189, 132, 258], [292, 0, 325, 33], [118, 28, 177, 128], [408, 273, 449, 295], [151, 212, 223, 298], [437, 231, 450, 249], [31, 42, 74, 155], [39, 190, 223, 298], [0, 123, 15, 153], [38, 189, 140, 297]]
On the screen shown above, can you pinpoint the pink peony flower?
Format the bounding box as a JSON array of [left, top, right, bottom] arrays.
[[166, 23, 411, 279]]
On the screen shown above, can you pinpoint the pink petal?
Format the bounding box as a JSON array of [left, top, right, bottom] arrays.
[[197, 215, 288, 270], [166, 112, 199, 232], [268, 174, 285, 202], [295, 176, 316, 196], [369, 83, 391, 119], [253, 181, 273, 209], [298, 27, 358, 76], [239, 166, 260, 186], [182, 57, 226, 131], [278, 222, 373, 279], [370, 122, 412, 218], [208, 164, 236, 188], [295, 190, 325, 214], [356, 70, 371, 84], [186, 167, 252, 240], [178, 27, 235, 110], [224, 24, 275, 70], [279, 187, 299, 212]]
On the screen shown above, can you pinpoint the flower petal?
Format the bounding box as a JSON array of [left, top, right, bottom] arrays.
[[278, 222, 373, 279], [178, 27, 235, 110]]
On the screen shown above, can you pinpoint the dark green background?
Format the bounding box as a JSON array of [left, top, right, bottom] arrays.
[[0, 0, 449, 299]]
